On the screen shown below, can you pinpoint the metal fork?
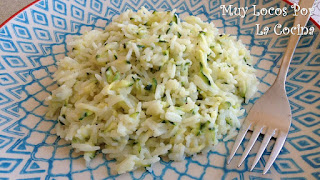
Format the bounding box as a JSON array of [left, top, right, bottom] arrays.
[[227, 0, 315, 174]]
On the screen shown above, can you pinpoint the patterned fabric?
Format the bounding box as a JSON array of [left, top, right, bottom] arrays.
[[0, 0, 319, 179]]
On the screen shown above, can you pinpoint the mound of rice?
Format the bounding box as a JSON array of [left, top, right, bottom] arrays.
[[47, 7, 258, 174]]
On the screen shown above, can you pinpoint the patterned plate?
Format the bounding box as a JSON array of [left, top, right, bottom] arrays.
[[0, 0, 319, 179]]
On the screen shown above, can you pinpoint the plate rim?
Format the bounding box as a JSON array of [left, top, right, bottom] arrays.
[[1, 0, 320, 29]]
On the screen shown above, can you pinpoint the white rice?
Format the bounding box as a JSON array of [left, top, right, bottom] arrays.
[[47, 7, 258, 174]]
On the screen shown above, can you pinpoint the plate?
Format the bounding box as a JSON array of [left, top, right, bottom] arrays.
[[0, 0, 319, 179]]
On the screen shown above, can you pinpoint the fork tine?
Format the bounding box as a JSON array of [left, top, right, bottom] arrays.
[[263, 131, 287, 174], [227, 121, 252, 164], [237, 125, 264, 167], [250, 128, 275, 172]]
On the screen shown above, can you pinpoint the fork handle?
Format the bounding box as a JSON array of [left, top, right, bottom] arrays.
[[275, 0, 315, 85]]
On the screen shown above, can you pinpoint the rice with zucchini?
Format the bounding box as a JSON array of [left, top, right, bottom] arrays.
[[47, 8, 258, 174]]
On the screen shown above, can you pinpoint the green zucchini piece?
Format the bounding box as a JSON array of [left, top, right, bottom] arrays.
[[105, 122, 117, 132], [241, 87, 246, 98], [134, 142, 141, 153], [219, 101, 231, 110], [166, 28, 171, 34], [159, 40, 167, 43], [144, 84, 152, 91], [161, 120, 176, 125], [199, 31, 206, 36], [210, 128, 216, 141], [173, 14, 178, 24], [86, 151, 96, 159], [130, 112, 139, 118], [197, 121, 210, 136], [163, 50, 169, 56], [226, 117, 232, 125], [152, 78, 157, 91], [113, 72, 120, 81], [79, 110, 93, 120], [106, 67, 114, 83], [199, 62, 211, 86]]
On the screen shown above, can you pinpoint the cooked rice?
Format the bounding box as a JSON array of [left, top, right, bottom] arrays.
[[47, 7, 258, 174]]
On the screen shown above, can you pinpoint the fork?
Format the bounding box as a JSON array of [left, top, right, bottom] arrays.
[[227, 0, 315, 174]]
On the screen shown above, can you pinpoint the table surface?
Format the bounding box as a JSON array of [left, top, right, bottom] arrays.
[[0, 0, 34, 25], [1, 0, 320, 25]]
